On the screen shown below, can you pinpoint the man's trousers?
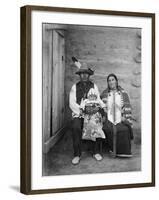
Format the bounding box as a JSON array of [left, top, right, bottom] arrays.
[[71, 117, 102, 157]]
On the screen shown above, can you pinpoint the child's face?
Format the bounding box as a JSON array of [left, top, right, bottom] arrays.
[[88, 95, 97, 101]]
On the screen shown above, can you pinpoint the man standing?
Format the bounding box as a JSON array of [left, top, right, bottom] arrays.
[[69, 57, 105, 165]]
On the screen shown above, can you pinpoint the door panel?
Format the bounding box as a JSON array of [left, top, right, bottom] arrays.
[[52, 30, 65, 136], [43, 25, 65, 150], [42, 24, 52, 142]]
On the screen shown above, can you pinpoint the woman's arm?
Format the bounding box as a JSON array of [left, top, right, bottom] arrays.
[[121, 91, 133, 125]]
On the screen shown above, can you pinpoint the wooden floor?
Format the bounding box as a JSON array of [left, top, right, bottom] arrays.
[[43, 130, 141, 176]]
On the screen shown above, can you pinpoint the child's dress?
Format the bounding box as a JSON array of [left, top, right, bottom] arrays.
[[80, 98, 106, 141]]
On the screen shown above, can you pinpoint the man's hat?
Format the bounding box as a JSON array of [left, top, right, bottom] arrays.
[[72, 57, 94, 75]]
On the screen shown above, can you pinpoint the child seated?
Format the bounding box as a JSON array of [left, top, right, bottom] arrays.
[[80, 88, 106, 142]]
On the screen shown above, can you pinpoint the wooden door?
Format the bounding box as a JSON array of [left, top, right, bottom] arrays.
[[51, 30, 65, 136], [42, 25, 65, 153]]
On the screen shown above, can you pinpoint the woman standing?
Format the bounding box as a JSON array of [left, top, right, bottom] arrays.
[[101, 74, 134, 157]]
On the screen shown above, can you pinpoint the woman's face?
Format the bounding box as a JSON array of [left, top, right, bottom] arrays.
[[108, 76, 117, 90]]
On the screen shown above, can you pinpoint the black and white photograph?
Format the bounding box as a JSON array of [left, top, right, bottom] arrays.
[[42, 23, 141, 176], [20, 6, 155, 194]]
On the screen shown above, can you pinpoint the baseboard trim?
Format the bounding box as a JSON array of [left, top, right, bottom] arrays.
[[43, 127, 66, 153]]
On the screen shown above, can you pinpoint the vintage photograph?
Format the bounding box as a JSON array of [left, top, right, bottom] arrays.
[[42, 23, 141, 176], [20, 6, 155, 194]]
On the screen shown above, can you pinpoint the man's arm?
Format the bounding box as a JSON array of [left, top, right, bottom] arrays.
[[69, 84, 80, 116]]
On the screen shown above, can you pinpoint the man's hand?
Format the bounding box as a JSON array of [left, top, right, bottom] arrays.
[[121, 116, 126, 122], [102, 116, 106, 123], [103, 107, 107, 113], [102, 97, 107, 104], [79, 109, 83, 116]]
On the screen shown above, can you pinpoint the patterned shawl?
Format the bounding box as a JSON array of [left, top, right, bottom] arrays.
[[100, 86, 133, 126]]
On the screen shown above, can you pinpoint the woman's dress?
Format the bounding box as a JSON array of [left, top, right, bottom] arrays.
[[101, 88, 133, 157]]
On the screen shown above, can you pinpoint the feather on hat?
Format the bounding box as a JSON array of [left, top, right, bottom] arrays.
[[72, 57, 94, 75]]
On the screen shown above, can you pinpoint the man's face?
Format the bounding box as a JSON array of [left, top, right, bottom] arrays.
[[80, 73, 90, 82]]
